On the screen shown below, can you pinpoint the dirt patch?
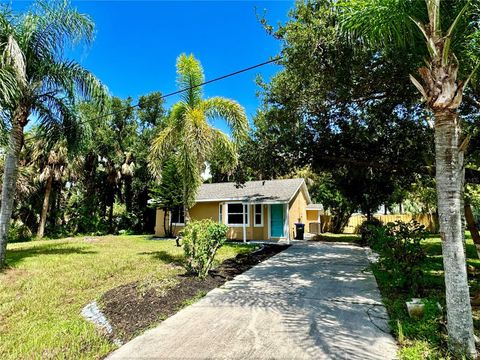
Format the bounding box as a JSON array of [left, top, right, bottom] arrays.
[[100, 244, 289, 342], [0, 267, 28, 282]]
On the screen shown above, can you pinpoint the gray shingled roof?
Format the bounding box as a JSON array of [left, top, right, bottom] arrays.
[[196, 178, 308, 203]]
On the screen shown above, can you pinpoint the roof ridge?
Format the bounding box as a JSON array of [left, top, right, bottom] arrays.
[[201, 178, 304, 186]]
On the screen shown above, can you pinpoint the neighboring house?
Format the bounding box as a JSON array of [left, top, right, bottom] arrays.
[[154, 178, 324, 241]]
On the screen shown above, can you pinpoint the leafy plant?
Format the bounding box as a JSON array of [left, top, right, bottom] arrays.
[[358, 217, 383, 246], [182, 219, 228, 278], [149, 156, 184, 237], [7, 220, 32, 243], [370, 220, 427, 295]]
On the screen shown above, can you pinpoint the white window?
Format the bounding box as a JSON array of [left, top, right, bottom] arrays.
[[254, 204, 263, 227], [171, 206, 185, 225], [226, 203, 249, 226]]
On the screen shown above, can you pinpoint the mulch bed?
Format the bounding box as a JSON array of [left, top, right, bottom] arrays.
[[100, 244, 289, 342]]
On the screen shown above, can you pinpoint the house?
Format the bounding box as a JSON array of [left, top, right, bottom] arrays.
[[154, 178, 324, 242]]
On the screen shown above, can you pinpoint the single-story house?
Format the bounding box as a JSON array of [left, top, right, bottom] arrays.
[[154, 178, 324, 242]]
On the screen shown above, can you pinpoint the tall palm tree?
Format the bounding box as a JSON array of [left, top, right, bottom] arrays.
[[32, 138, 68, 239], [338, 0, 479, 356], [149, 54, 249, 217], [0, 1, 106, 266]]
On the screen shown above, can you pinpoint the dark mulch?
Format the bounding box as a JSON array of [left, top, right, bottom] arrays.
[[100, 244, 289, 342]]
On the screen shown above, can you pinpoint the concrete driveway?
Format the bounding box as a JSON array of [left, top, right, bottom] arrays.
[[107, 242, 397, 360]]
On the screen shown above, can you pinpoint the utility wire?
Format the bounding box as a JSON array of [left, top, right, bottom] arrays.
[[26, 56, 282, 142]]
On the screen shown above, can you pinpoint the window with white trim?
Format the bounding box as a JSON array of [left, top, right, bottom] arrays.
[[226, 203, 249, 226], [171, 206, 185, 225], [254, 204, 263, 227]]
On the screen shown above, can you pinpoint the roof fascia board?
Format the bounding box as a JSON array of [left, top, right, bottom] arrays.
[[287, 180, 312, 204], [195, 199, 289, 204]]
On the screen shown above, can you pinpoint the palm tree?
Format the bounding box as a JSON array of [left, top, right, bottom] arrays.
[[149, 54, 249, 217], [32, 139, 68, 239], [338, 0, 479, 356], [0, 1, 106, 266]]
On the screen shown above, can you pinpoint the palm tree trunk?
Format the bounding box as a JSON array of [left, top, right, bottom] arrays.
[[108, 204, 114, 234], [464, 203, 480, 245], [163, 209, 168, 237], [124, 175, 132, 214], [36, 172, 53, 239], [0, 110, 28, 267], [434, 110, 476, 357]]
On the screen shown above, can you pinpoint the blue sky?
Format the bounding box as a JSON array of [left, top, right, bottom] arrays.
[[14, 1, 294, 133]]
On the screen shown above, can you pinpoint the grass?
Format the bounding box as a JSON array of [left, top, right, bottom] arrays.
[[320, 231, 480, 359], [0, 235, 253, 359], [310, 232, 361, 243], [389, 232, 480, 360]]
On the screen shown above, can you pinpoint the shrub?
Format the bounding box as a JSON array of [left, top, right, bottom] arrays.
[[370, 220, 427, 295], [182, 219, 228, 278], [358, 217, 383, 246], [7, 220, 32, 243]]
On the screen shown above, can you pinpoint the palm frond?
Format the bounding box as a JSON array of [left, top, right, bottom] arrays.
[[32, 94, 82, 152], [26, 0, 94, 59], [182, 106, 214, 166], [443, 0, 472, 66], [209, 129, 238, 174], [202, 97, 249, 142], [337, 0, 425, 49], [0, 67, 19, 106], [149, 125, 179, 177], [40, 60, 108, 106], [426, 0, 441, 36], [176, 53, 204, 106], [168, 101, 188, 128], [176, 140, 202, 208]]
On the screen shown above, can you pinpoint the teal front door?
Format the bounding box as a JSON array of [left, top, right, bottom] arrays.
[[270, 204, 284, 238]]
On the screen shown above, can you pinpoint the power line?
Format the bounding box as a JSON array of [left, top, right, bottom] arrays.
[[27, 56, 282, 141]]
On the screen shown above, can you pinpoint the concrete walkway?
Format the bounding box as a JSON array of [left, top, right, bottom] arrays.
[[107, 242, 398, 360]]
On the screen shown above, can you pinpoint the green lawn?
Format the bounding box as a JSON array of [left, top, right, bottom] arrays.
[[320, 232, 480, 359], [311, 232, 361, 243], [386, 233, 480, 360], [0, 235, 253, 359]]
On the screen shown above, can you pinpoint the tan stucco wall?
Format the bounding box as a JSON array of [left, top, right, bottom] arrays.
[[155, 202, 269, 240], [190, 202, 220, 221], [305, 209, 321, 234], [288, 188, 308, 239], [155, 208, 184, 237], [225, 203, 268, 241], [154, 202, 219, 237]]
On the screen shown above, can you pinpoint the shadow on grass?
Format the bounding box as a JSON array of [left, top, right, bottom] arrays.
[[310, 233, 360, 243], [423, 238, 478, 259], [147, 236, 176, 241], [139, 250, 185, 266], [4, 243, 97, 269]]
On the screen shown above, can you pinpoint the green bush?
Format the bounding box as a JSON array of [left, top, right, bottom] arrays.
[[370, 220, 427, 295], [358, 217, 383, 246], [182, 219, 228, 278], [7, 220, 32, 243]]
